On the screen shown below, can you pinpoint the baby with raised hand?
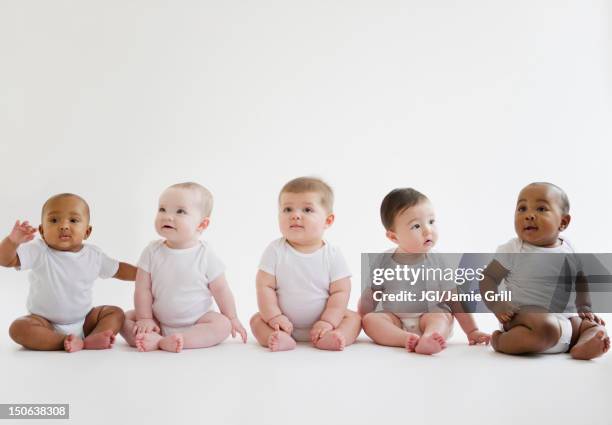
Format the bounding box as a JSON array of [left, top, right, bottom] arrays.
[[0, 193, 136, 352], [359, 188, 490, 355], [250, 177, 361, 351], [480, 182, 609, 359], [121, 182, 246, 353]]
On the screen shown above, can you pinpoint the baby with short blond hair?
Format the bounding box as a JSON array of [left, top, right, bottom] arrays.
[[250, 177, 361, 351], [121, 182, 246, 353]]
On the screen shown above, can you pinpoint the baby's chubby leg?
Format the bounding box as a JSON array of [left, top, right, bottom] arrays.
[[165, 311, 231, 352], [9, 314, 66, 351], [314, 310, 361, 351], [414, 312, 453, 355], [491, 307, 561, 355], [362, 312, 420, 352], [75, 305, 125, 351], [249, 313, 296, 352]]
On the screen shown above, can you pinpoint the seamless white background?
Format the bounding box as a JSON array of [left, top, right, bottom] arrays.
[[1, 2, 611, 425]]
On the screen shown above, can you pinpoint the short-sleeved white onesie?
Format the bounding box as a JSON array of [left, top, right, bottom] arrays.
[[138, 240, 225, 335], [258, 238, 351, 342], [17, 238, 119, 337], [494, 237, 580, 353]]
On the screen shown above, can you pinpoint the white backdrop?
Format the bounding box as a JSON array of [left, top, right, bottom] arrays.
[[1, 1, 610, 320]]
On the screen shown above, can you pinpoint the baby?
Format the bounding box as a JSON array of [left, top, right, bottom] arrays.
[[121, 182, 246, 353], [249, 177, 361, 351], [360, 188, 490, 355], [0, 193, 136, 352], [480, 182, 610, 359]]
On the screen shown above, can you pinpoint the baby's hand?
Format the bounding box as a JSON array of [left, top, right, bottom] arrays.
[[133, 318, 160, 335], [267, 314, 293, 335], [310, 320, 333, 344], [578, 309, 606, 326], [492, 302, 518, 324], [8, 220, 37, 245], [467, 329, 491, 345], [229, 317, 247, 343]]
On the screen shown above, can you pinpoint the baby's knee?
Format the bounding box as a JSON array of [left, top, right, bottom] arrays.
[[8, 317, 35, 344], [532, 316, 562, 349], [103, 305, 126, 322], [362, 312, 380, 332], [220, 314, 232, 333], [249, 313, 264, 329]]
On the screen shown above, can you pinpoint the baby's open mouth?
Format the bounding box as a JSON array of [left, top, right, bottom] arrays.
[[162, 225, 175, 230]]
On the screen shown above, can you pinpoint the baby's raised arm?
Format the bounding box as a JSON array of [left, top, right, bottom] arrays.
[[133, 268, 159, 334], [0, 220, 36, 268], [209, 274, 247, 342], [311, 277, 350, 342], [256, 270, 293, 334]]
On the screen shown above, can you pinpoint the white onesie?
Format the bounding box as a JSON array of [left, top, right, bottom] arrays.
[[258, 238, 351, 342], [369, 250, 454, 335], [137, 240, 225, 334], [16, 238, 119, 337], [494, 237, 580, 353]]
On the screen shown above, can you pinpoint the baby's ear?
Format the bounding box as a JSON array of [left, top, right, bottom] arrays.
[[385, 230, 398, 244], [84, 225, 92, 239], [198, 217, 210, 233], [325, 213, 335, 228], [559, 214, 571, 231]]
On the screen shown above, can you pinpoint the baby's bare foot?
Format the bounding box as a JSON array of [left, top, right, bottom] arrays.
[[570, 330, 610, 360], [267, 331, 296, 352], [83, 330, 115, 350], [159, 334, 184, 353], [315, 331, 346, 351], [490, 330, 503, 352], [405, 333, 420, 352], [415, 332, 446, 355], [135, 332, 160, 352], [64, 334, 84, 353]]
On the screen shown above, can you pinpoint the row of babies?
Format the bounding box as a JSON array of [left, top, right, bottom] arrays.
[[0, 178, 609, 359]]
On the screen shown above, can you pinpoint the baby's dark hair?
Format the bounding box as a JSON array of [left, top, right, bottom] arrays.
[[380, 188, 428, 230], [41, 193, 91, 221], [527, 182, 570, 215]]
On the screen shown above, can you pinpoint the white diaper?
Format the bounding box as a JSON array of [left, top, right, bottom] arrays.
[[161, 324, 193, 337], [398, 314, 423, 335], [291, 328, 312, 343], [53, 319, 85, 338], [541, 313, 573, 354], [398, 312, 454, 338]]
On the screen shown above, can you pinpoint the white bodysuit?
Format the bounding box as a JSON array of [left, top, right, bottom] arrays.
[[494, 237, 580, 353], [258, 238, 351, 342], [137, 240, 225, 335], [16, 238, 119, 337]]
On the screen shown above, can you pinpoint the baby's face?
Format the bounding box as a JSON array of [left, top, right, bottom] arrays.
[[278, 191, 333, 247], [39, 196, 91, 252], [386, 200, 438, 253], [155, 188, 208, 248], [514, 184, 570, 247]]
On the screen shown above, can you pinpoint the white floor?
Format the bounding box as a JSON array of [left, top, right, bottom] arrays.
[[1, 276, 610, 425]]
